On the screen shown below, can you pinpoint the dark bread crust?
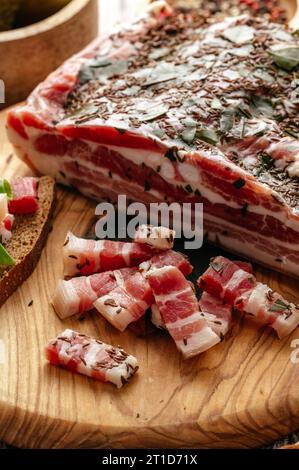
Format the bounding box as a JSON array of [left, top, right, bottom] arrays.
[[0, 176, 56, 307]]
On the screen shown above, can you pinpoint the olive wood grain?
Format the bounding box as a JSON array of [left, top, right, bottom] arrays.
[[0, 1, 299, 447]]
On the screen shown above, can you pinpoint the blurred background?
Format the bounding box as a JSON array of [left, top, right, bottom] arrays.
[[0, 0, 150, 106], [99, 0, 148, 33], [0, 0, 147, 32], [0, 0, 296, 31]]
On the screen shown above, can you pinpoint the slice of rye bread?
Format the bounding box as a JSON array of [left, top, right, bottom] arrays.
[[0, 176, 56, 307]]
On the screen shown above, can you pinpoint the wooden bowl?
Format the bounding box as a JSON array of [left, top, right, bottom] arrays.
[[0, 0, 98, 106]]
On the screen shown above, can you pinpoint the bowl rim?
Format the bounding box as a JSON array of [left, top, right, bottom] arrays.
[[0, 0, 93, 42]]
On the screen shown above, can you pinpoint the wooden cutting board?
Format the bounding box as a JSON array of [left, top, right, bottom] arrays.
[[0, 110, 299, 450], [1, 52, 299, 448]]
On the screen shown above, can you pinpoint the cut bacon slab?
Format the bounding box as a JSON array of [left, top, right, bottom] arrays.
[[94, 271, 154, 331], [198, 292, 233, 338], [148, 266, 220, 358], [236, 283, 299, 339], [151, 291, 233, 337], [198, 256, 299, 338], [139, 249, 192, 277], [7, 9, 299, 278], [234, 261, 253, 274], [52, 267, 137, 319], [46, 329, 138, 388], [93, 249, 193, 331], [151, 304, 166, 330], [63, 232, 156, 277], [134, 225, 175, 250], [198, 256, 256, 304], [8, 177, 38, 215]]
